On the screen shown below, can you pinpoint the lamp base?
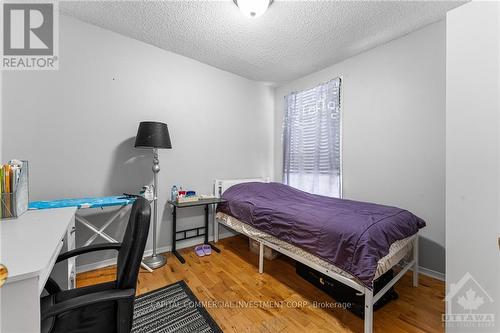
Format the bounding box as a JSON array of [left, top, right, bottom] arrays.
[[142, 254, 166, 269]]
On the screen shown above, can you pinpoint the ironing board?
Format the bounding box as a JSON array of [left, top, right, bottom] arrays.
[[29, 196, 135, 210], [29, 196, 153, 272]]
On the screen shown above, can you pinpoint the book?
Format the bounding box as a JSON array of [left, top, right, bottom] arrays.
[[4, 165, 11, 218]]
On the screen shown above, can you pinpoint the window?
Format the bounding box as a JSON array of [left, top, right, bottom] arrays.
[[282, 78, 341, 197]]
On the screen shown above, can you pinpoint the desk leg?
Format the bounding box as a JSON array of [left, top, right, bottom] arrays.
[[205, 204, 221, 253], [214, 203, 219, 243], [172, 206, 185, 264], [1, 277, 40, 333]]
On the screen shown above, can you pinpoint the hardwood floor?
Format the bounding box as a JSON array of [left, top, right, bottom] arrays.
[[77, 236, 445, 333]]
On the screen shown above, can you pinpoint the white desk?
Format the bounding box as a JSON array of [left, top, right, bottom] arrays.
[[0, 207, 77, 333]]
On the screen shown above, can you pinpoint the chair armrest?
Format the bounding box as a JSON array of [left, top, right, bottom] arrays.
[[43, 277, 62, 295], [56, 243, 122, 263], [41, 288, 135, 320]]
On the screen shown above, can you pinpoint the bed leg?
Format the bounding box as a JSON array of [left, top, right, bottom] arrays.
[[364, 289, 373, 333], [258, 242, 264, 273], [413, 236, 419, 287]]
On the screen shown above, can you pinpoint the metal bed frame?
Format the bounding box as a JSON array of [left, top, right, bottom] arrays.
[[213, 178, 419, 333]]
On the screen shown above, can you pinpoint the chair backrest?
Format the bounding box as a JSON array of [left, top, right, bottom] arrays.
[[116, 196, 151, 290]]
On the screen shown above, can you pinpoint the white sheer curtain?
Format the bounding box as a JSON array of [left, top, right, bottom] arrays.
[[282, 78, 341, 197]]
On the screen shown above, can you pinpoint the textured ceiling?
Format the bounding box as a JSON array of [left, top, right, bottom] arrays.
[[60, 1, 465, 84]]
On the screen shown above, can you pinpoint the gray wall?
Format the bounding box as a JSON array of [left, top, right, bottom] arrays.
[[273, 21, 446, 276], [1, 15, 273, 269], [1, 14, 449, 277], [446, 2, 500, 331]]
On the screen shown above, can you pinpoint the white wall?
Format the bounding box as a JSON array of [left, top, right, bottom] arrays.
[[1, 15, 273, 268], [446, 2, 500, 331], [274, 21, 446, 275], [0, 70, 2, 163]]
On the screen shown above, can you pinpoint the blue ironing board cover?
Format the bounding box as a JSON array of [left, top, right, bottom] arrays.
[[29, 196, 135, 210]]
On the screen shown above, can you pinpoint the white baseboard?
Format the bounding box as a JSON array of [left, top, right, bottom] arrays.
[[76, 231, 235, 274], [416, 266, 445, 281]]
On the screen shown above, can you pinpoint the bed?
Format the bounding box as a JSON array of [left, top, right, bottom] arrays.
[[212, 178, 424, 333]]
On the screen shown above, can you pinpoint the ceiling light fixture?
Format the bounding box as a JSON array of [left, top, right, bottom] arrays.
[[233, 0, 273, 18]]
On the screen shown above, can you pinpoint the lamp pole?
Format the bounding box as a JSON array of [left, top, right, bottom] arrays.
[[134, 121, 171, 270], [142, 148, 166, 269]]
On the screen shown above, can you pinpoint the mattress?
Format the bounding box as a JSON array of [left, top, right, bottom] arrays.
[[216, 212, 414, 283]]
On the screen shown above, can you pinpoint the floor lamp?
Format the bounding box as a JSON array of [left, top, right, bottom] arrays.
[[135, 121, 172, 269]]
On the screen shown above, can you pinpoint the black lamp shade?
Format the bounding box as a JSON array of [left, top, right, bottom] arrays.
[[134, 121, 172, 149]]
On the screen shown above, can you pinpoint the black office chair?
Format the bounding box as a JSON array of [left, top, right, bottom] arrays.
[[41, 197, 151, 333]]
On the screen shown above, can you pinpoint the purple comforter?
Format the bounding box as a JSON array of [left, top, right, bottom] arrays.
[[217, 182, 425, 288]]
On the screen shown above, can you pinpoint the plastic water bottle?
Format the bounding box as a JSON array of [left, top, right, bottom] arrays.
[[171, 185, 178, 202]]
